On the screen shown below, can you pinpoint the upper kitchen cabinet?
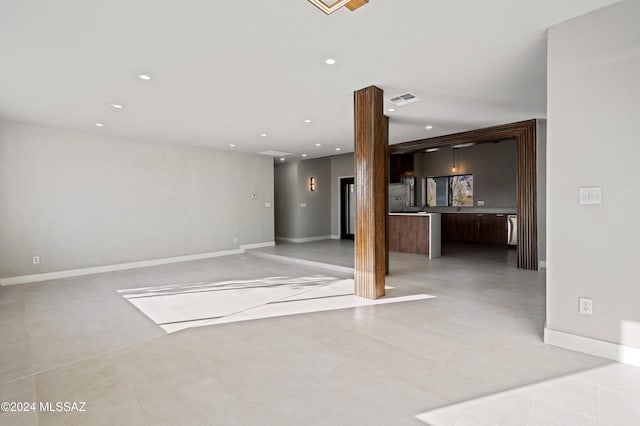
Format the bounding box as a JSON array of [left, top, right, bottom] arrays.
[[389, 153, 414, 183]]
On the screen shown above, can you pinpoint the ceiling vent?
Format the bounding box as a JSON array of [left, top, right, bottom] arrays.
[[388, 92, 419, 106]]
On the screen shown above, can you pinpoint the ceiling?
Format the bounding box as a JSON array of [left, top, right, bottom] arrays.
[[0, 0, 619, 160]]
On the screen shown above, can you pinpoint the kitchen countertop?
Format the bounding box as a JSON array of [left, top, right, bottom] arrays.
[[389, 212, 439, 216], [391, 208, 516, 215]]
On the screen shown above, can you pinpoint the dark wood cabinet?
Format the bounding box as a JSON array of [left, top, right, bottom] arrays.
[[441, 213, 507, 244], [389, 215, 429, 255], [389, 153, 414, 183]]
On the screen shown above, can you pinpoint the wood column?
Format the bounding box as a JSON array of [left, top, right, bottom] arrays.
[[354, 86, 387, 299], [384, 115, 390, 275], [516, 123, 538, 270]]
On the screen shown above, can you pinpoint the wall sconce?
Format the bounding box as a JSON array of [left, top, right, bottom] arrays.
[[309, 176, 317, 192]]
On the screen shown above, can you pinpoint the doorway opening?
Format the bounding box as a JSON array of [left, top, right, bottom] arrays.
[[340, 177, 355, 240]]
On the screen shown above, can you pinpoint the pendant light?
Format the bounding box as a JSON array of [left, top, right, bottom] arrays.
[[451, 148, 457, 173]]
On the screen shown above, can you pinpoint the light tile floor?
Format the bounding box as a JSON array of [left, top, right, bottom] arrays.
[[0, 241, 638, 425]]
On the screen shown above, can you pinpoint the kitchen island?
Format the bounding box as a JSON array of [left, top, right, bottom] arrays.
[[389, 213, 441, 258]]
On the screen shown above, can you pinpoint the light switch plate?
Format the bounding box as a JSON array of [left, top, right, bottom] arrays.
[[300, 203, 307, 208], [579, 187, 602, 205]]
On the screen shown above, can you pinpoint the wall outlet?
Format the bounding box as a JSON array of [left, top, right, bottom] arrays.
[[233, 237, 238, 243], [32, 256, 40, 264], [579, 187, 602, 205], [477, 200, 485, 207], [300, 203, 307, 208], [579, 297, 593, 315], [264, 202, 272, 208]]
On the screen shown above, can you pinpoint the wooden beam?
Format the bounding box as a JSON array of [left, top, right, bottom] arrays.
[[389, 119, 539, 271], [345, 0, 368, 11], [354, 86, 387, 299]]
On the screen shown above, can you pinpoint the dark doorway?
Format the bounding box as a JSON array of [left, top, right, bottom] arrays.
[[340, 177, 355, 240]]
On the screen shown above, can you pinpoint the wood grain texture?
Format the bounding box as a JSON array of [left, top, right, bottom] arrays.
[[390, 120, 538, 270], [345, 0, 368, 11], [354, 86, 387, 299], [441, 213, 508, 244], [389, 153, 414, 183], [389, 216, 430, 255], [384, 115, 390, 275]]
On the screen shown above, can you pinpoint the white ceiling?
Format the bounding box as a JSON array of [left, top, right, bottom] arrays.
[[0, 0, 620, 159]]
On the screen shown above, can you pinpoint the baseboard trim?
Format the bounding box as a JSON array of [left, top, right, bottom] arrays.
[[275, 235, 333, 243], [0, 246, 264, 286], [239, 241, 275, 250], [544, 327, 640, 367]]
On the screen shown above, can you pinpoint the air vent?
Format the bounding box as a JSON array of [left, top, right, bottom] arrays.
[[259, 150, 292, 157], [388, 92, 419, 106]]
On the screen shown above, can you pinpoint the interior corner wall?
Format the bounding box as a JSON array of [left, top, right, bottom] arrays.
[[274, 161, 300, 238], [330, 153, 355, 237], [0, 122, 275, 279], [536, 119, 547, 265], [274, 157, 331, 240], [547, 0, 640, 349]]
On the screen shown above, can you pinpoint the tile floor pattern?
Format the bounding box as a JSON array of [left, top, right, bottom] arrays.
[[0, 242, 638, 425]]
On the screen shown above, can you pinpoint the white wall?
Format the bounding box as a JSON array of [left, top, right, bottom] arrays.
[[547, 0, 640, 350], [0, 122, 274, 278]]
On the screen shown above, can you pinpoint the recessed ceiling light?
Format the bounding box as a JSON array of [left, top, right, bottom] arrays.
[[325, 58, 336, 65], [138, 74, 152, 81], [335, 147, 341, 151], [95, 122, 104, 127], [110, 103, 124, 109], [315, 143, 321, 147], [280, 158, 285, 161], [388, 108, 395, 112], [260, 133, 268, 137], [425, 125, 433, 130], [301, 154, 308, 157], [304, 119, 312, 123], [229, 144, 236, 147]]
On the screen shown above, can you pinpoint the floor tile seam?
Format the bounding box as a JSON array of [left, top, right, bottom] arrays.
[[246, 251, 354, 274], [574, 374, 640, 402], [525, 398, 541, 426], [348, 326, 456, 367], [522, 390, 536, 426], [6, 331, 176, 387], [526, 390, 608, 423], [462, 389, 536, 425], [450, 361, 545, 392]]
